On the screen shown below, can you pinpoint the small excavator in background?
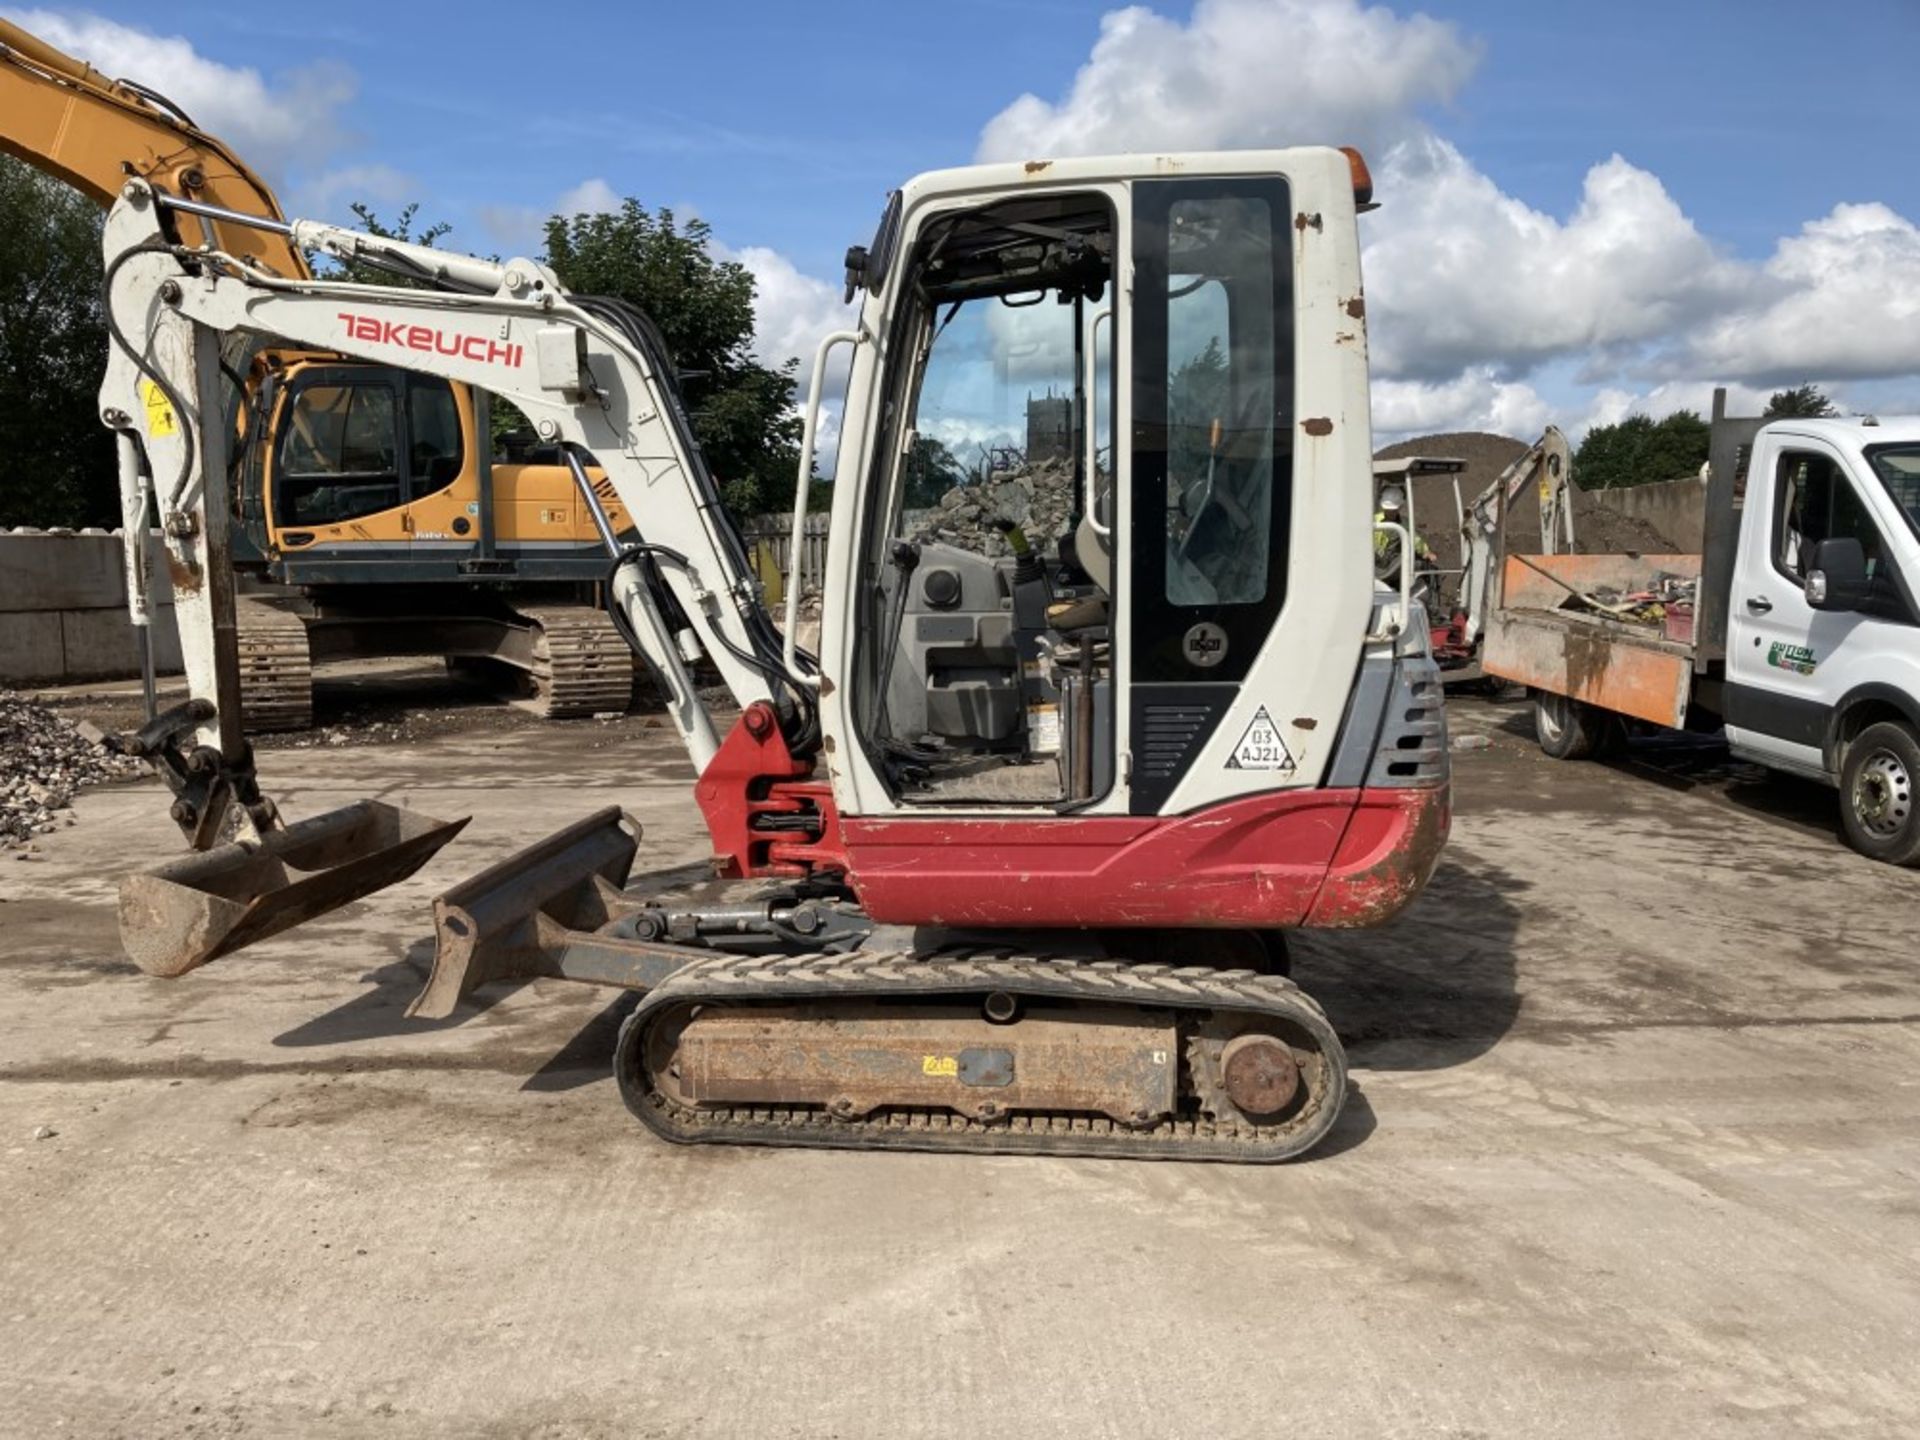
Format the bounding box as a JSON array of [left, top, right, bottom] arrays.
[[1, 20, 641, 726], [1375, 429, 1576, 680], [13, 19, 1453, 1161]]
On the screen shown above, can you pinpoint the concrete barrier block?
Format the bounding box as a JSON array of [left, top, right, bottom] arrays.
[[58, 608, 141, 681], [0, 610, 67, 684], [54, 606, 182, 682], [0, 532, 175, 613], [0, 533, 124, 612]]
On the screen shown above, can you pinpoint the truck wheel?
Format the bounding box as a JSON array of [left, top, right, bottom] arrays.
[[1533, 690, 1600, 760], [1839, 721, 1920, 865]]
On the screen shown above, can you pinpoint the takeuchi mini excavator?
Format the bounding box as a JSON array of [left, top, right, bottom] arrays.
[[89, 135, 1449, 1161], [1, 20, 643, 727]]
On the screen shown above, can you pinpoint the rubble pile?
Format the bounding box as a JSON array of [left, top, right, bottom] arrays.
[[1579, 573, 1699, 632], [913, 458, 1080, 558], [1, 691, 143, 849]]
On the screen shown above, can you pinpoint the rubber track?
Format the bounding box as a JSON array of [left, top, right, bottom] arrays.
[[616, 951, 1349, 1163], [514, 605, 636, 719], [234, 599, 313, 733]]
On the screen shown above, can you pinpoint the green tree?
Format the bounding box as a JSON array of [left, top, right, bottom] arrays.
[[0, 156, 115, 528], [543, 202, 802, 516], [307, 202, 454, 286], [1574, 410, 1711, 489], [1168, 336, 1230, 485], [1764, 384, 1838, 419], [902, 435, 968, 510]]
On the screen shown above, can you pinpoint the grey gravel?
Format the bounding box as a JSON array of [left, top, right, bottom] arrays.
[[1, 691, 144, 849]]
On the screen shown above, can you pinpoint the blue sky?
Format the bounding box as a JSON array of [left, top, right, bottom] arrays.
[[14, 0, 1920, 441]]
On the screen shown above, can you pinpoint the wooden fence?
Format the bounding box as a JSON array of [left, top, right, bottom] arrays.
[[738, 509, 938, 598], [739, 513, 831, 599]]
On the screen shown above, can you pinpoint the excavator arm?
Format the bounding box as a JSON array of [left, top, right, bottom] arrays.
[[1456, 426, 1574, 648], [105, 185, 800, 760], [0, 19, 307, 277], [99, 180, 815, 972]]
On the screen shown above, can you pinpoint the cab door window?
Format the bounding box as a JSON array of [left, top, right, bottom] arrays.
[[1772, 447, 1911, 620], [1866, 443, 1920, 540], [274, 377, 403, 525], [1132, 178, 1293, 682], [1774, 450, 1883, 580], [406, 378, 465, 497]]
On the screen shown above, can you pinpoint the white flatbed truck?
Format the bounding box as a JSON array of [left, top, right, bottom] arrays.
[[1483, 393, 1920, 864]]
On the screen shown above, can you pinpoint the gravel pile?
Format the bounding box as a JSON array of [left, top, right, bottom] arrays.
[[912, 458, 1080, 558], [2, 691, 145, 851]]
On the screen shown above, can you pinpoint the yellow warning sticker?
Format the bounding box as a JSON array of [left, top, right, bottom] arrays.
[[921, 1055, 958, 1077], [139, 379, 178, 438]]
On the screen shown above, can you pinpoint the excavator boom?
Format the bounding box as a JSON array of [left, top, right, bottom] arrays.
[[0, 19, 306, 277]]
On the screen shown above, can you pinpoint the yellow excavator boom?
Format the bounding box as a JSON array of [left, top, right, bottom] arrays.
[[0, 18, 307, 277]]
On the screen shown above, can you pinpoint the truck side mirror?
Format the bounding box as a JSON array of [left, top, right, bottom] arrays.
[[1805, 537, 1869, 611]]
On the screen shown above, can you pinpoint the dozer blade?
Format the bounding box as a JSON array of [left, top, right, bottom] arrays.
[[409, 806, 641, 1020], [119, 801, 468, 978]]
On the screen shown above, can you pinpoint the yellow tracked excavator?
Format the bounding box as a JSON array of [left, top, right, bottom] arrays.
[[2, 20, 642, 727], [11, 21, 1455, 1161]]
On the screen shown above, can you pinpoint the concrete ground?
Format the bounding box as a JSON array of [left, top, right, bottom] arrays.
[[2, 688, 1918, 1438]]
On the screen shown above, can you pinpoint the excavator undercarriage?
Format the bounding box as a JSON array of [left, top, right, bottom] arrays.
[[235, 594, 637, 730], [405, 806, 1351, 1161]]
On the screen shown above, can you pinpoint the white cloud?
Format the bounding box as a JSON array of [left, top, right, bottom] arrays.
[[290, 163, 411, 225], [1364, 140, 1750, 383], [475, 203, 545, 256], [976, 0, 1477, 163], [728, 244, 851, 387], [6, 8, 354, 181], [976, 0, 1920, 441], [478, 177, 625, 256], [556, 177, 621, 216], [1371, 369, 1552, 445], [1684, 204, 1920, 384]]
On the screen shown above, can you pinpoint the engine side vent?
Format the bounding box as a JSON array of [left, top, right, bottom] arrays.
[[1367, 654, 1448, 787], [1129, 687, 1234, 814]]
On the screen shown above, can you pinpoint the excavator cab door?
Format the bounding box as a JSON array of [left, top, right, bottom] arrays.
[[264, 365, 416, 562], [392, 376, 482, 564], [824, 153, 1378, 827]]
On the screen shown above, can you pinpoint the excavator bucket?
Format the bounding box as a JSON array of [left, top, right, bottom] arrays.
[[118, 801, 468, 977], [410, 807, 641, 1019]]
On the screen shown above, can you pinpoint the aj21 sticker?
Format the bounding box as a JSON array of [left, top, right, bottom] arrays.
[[1226, 706, 1296, 772]]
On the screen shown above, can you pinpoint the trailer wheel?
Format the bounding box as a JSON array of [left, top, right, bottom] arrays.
[[1839, 721, 1920, 866], [1532, 690, 1601, 760]]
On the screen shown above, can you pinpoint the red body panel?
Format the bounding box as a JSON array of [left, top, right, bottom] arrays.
[[697, 711, 1449, 930], [842, 785, 1449, 931]]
